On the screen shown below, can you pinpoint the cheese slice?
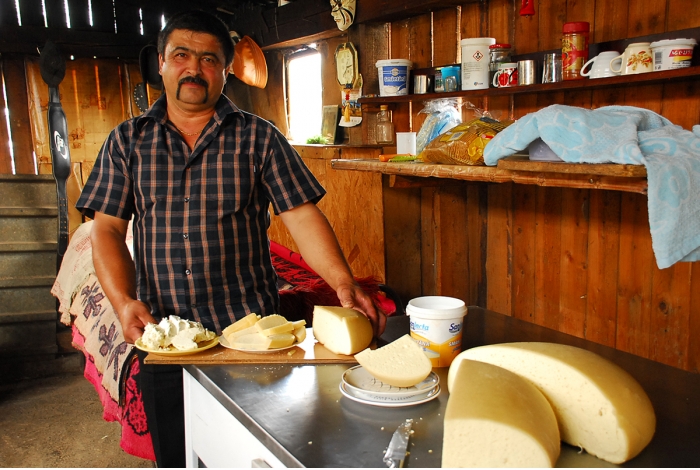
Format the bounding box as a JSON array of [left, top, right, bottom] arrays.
[[259, 321, 294, 336], [224, 324, 259, 342], [450, 342, 656, 464], [312, 306, 373, 355], [255, 314, 289, 332], [443, 359, 560, 468], [266, 333, 296, 349], [222, 313, 260, 338], [231, 332, 272, 350], [354, 334, 432, 387], [292, 325, 307, 343]]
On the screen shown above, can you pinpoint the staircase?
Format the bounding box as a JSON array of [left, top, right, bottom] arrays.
[[0, 174, 81, 383]]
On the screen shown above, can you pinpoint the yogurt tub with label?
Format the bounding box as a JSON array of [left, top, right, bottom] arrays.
[[375, 59, 412, 96], [407, 296, 467, 367], [650, 38, 697, 70]]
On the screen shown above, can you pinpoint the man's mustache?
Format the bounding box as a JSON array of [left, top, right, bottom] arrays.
[[176, 76, 209, 103], [178, 75, 208, 88]]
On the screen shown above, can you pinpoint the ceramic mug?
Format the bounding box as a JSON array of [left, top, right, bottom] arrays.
[[492, 62, 518, 87], [581, 51, 621, 79], [610, 43, 653, 75]]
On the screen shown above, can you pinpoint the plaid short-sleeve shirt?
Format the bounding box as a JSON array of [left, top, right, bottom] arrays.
[[76, 94, 326, 333]]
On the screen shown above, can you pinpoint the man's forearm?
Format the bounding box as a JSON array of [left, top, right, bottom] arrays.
[[279, 203, 355, 290], [90, 215, 138, 313]]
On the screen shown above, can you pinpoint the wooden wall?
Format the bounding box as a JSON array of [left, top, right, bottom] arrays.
[[260, 0, 700, 372], [341, 0, 700, 373]]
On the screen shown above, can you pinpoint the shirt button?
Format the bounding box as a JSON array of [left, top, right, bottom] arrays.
[[185, 269, 191, 275], [183, 233, 189, 239], [184, 197, 190, 203]]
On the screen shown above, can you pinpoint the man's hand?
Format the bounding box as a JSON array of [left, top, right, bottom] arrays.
[[119, 299, 157, 344], [336, 282, 387, 338]]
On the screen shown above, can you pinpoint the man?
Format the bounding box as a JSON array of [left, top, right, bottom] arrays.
[[76, 9, 385, 466]]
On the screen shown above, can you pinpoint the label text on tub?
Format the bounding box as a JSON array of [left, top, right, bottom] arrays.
[[410, 320, 430, 332]]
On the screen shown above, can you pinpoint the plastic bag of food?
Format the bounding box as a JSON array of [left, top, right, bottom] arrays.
[[415, 99, 462, 154], [419, 117, 512, 165]]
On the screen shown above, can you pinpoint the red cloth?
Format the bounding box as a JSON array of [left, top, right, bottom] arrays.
[[270, 241, 397, 324], [72, 325, 155, 461]]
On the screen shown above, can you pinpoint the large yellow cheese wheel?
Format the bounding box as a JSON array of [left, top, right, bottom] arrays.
[[449, 342, 656, 464], [312, 306, 373, 355], [443, 359, 560, 468]]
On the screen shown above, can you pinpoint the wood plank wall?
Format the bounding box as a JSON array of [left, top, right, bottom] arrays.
[[347, 0, 700, 372]]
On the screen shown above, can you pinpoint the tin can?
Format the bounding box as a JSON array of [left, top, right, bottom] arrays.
[[561, 22, 589, 80]]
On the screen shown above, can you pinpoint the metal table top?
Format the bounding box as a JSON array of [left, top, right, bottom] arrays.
[[185, 308, 700, 468]]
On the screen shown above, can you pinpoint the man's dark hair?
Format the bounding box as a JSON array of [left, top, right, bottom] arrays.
[[158, 10, 234, 67]]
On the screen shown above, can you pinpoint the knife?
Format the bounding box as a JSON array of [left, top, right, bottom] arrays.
[[383, 419, 413, 468]]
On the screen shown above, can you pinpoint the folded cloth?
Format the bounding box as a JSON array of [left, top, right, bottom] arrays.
[[483, 105, 700, 269]]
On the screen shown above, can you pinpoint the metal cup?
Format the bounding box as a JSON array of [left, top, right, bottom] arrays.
[[518, 60, 536, 85], [542, 52, 562, 83], [414, 75, 430, 94]]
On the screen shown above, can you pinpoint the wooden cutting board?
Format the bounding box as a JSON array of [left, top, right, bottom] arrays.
[[143, 328, 365, 365]]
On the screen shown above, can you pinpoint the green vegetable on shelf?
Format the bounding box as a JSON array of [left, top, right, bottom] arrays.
[[389, 155, 419, 162]]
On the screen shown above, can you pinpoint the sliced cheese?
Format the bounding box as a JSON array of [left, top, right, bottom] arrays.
[[443, 359, 560, 468], [224, 324, 259, 342], [231, 332, 272, 350], [255, 314, 289, 332], [222, 313, 260, 337], [354, 334, 431, 387], [266, 333, 296, 349], [312, 306, 373, 355], [292, 325, 307, 343], [450, 342, 656, 464], [259, 321, 294, 336]]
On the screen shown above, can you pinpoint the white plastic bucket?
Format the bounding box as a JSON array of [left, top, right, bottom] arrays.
[[406, 296, 467, 367], [650, 38, 697, 71], [460, 37, 496, 90], [375, 59, 412, 96]]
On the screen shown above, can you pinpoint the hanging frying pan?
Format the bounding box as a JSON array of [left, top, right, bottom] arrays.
[[39, 40, 70, 273]]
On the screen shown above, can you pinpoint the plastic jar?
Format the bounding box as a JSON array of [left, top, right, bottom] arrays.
[[460, 37, 496, 90], [489, 43, 512, 82], [375, 59, 412, 96], [407, 296, 467, 367], [561, 22, 590, 80], [376, 105, 394, 144], [650, 38, 697, 71]]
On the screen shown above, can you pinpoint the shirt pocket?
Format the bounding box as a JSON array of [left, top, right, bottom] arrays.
[[202, 152, 257, 216]]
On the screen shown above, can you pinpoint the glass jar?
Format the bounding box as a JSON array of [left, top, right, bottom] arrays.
[[489, 43, 512, 83], [561, 22, 590, 80], [376, 105, 394, 144]]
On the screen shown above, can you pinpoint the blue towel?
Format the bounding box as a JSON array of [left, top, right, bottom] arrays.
[[483, 105, 700, 269]]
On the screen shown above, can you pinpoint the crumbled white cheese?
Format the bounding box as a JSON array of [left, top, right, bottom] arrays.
[[141, 315, 215, 351]]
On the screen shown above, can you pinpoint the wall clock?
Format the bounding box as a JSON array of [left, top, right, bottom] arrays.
[[335, 42, 358, 89]]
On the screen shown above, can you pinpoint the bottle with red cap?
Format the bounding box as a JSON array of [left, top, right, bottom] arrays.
[[561, 22, 589, 80]]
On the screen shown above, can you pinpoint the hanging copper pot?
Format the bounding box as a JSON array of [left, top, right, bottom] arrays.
[[232, 35, 268, 89]]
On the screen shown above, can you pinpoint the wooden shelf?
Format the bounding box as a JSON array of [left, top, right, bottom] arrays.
[[330, 158, 648, 194], [358, 66, 700, 105]]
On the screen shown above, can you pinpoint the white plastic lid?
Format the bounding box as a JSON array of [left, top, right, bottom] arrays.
[[376, 59, 413, 67], [650, 38, 698, 48], [406, 296, 467, 320], [460, 38, 496, 46]]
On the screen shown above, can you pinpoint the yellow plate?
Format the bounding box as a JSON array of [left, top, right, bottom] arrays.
[[134, 337, 219, 356]]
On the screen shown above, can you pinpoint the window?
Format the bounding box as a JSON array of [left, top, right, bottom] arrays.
[[287, 49, 322, 144]]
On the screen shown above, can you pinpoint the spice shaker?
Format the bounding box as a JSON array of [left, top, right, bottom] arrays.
[[561, 22, 589, 80]]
